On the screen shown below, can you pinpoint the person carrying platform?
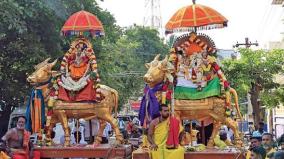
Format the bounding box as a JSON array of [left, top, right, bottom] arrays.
[[147, 104, 184, 159]]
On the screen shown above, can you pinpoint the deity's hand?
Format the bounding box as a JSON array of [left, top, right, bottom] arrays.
[[150, 144, 158, 151]]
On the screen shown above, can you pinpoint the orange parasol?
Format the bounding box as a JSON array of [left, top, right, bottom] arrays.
[[61, 10, 104, 38], [165, 1, 228, 34]]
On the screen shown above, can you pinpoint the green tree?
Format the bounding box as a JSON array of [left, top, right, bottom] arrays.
[[124, 26, 169, 63], [98, 25, 169, 106], [222, 48, 284, 125]]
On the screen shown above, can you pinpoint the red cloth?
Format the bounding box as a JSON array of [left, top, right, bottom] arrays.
[[58, 80, 96, 101], [13, 154, 26, 159], [166, 116, 180, 149], [13, 151, 40, 159]]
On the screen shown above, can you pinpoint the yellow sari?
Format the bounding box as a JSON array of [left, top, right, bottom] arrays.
[[151, 119, 184, 159]]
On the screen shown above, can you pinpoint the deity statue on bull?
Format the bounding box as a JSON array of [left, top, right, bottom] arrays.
[[51, 38, 101, 102]]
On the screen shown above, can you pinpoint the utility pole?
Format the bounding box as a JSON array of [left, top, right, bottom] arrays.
[[143, 0, 162, 30], [233, 37, 259, 48]]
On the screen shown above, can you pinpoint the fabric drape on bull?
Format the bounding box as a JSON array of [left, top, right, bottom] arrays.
[[25, 89, 46, 133], [139, 83, 163, 126], [174, 77, 221, 100]]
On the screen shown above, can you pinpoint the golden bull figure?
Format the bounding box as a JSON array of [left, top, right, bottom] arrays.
[[27, 58, 123, 146], [142, 54, 243, 148]]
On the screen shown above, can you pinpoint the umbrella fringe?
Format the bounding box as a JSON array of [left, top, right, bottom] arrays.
[[165, 23, 227, 34], [61, 30, 105, 38]]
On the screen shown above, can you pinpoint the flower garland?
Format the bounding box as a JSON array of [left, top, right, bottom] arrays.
[[161, 81, 174, 106]]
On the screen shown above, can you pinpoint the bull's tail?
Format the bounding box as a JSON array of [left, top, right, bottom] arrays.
[[229, 88, 243, 121]]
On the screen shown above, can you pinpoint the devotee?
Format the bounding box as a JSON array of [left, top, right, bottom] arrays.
[[101, 122, 112, 144], [246, 135, 262, 159], [84, 118, 100, 144], [277, 133, 284, 150], [250, 146, 267, 159], [269, 151, 284, 159], [147, 104, 184, 159], [250, 136, 262, 149], [253, 122, 266, 137], [1, 116, 40, 159], [262, 133, 276, 158]]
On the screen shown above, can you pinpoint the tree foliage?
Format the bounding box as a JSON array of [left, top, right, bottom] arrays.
[[0, 0, 169, 123], [222, 48, 284, 124]]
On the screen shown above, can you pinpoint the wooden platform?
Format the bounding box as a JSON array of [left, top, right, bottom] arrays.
[[132, 148, 245, 159], [34, 144, 132, 158]]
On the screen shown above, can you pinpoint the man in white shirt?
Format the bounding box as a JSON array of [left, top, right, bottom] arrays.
[[84, 118, 100, 143], [102, 122, 112, 144]]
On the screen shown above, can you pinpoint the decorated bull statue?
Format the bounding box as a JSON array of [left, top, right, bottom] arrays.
[[140, 32, 243, 148], [26, 57, 123, 146], [141, 54, 242, 147]]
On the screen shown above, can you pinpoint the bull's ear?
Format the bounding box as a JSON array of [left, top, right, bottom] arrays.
[[154, 54, 160, 61], [50, 59, 58, 68], [161, 55, 168, 66], [145, 63, 150, 69], [51, 71, 61, 77]]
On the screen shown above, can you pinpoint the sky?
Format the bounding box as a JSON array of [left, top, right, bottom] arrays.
[[98, 0, 284, 49]]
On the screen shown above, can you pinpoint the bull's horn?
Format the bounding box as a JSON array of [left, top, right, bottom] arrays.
[[50, 59, 58, 68], [34, 58, 51, 69], [161, 55, 168, 66], [154, 54, 160, 61]]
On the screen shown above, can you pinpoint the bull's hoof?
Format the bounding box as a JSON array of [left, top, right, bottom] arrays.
[[93, 143, 100, 148], [64, 141, 71, 147], [94, 136, 102, 145], [116, 135, 124, 144], [207, 140, 214, 148], [64, 136, 71, 147], [45, 138, 52, 146], [225, 139, 233, 146], [234, 138, 243, 148]]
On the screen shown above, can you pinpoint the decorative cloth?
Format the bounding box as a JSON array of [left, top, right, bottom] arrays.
[[25, 89, 45, 133], [139, 83, 163, 126]]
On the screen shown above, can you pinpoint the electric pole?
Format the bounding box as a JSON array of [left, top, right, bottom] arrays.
[[233, 37, 259, 48], [143, 0, 162, 31]]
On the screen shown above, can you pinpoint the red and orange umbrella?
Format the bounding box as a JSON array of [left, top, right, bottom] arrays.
[[61, 10, 104, 38], [165, 1, 228, 34]]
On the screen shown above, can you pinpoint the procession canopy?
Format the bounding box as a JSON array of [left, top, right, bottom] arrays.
[[49, 10, 105, 102], [169, 32, 229, 100], [61, 10, 105, 38], [165, 2, 228, 34]]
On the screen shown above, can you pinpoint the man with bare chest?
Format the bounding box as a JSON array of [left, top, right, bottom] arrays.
[[1, 116, 36, 159], [147, 104, 184, 159]]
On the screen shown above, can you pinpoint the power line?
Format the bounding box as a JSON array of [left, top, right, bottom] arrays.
[[108, 71, 145, 78]]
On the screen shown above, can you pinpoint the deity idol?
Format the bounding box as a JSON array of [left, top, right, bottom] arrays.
[[54, 38, 101, 102]]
